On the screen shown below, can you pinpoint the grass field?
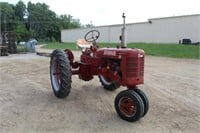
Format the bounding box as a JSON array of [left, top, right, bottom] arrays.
[[42, 42, 200, 59], [17, 45, 28, 52]]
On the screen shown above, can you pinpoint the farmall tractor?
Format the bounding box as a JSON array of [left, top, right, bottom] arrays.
[[50, 13, 149, 122]]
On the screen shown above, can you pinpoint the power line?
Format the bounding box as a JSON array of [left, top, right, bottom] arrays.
[[1, 20, 72, 24]]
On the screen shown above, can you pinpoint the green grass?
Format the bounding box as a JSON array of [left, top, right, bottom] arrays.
[[17, 45, 28, 53], [128, 43, 200, 59], [42, 42, 200, 59], [43, 42, 77, 50]]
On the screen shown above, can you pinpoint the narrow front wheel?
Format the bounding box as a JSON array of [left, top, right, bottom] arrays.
[[134, 89, 149, 117], [114, 90, 144, 122]]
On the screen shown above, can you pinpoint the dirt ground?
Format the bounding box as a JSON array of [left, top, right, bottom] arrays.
[[0, 51, 199, 133]]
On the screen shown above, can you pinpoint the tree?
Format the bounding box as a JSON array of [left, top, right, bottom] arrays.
[[14, 0, 26, 21], [1, 1, 84, 42], [59, 14, 81, 29], [0, 2, 15, 31], [85, 23, 95, 28], [27, 2, 62, 41]]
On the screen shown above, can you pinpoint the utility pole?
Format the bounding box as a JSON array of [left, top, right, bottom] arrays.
[[0, 12, 1, 34], [0, 12, 2, 45], [4, 15, 6, 32], [23, 8, 30, 31], [0, 12, 1, 31]]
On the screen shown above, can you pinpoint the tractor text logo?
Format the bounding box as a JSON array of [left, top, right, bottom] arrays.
[[103, 50, 116, 56]]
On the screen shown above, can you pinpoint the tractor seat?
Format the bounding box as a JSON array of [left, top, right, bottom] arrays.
[[76, 39, 92, 51]]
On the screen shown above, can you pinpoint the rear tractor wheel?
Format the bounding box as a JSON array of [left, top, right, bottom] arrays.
[[50, 49, 72, 98], [99, 74, 120, 91]]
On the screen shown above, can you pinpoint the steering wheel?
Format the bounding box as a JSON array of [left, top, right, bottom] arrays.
[[84, 30, 100, 42]]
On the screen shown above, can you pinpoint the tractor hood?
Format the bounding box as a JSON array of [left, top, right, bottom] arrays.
[[95, 48, 145, 59]]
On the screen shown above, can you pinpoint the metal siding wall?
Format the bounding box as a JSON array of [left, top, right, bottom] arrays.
[[198, 16, 200, 41], [61, 15, 200, 44], [127, 23, 153, 43], [109, 26, 121, 43], [150, 16, 199, 43]]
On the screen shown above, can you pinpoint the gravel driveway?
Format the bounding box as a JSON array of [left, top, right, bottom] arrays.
[[0, 52, 199, 133]]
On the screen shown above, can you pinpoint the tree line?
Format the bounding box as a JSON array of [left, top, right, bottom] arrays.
[[0, 0, 93, 42]]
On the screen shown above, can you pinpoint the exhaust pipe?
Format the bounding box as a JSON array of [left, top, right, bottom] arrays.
[[121, 13, 127, 48]]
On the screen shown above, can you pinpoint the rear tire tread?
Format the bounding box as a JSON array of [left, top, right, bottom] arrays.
[[50, 49, 72, 98], [99, 75, 120, 91]]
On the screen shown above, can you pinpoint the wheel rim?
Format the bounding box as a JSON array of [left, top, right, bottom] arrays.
[[118, 96, 137, 117], [51, 58, 61, 91]]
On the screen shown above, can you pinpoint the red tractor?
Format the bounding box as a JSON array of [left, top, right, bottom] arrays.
[[50, 13, 149, 122]]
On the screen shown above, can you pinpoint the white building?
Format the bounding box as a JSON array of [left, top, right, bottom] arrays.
[[61, 14, 200, 44]]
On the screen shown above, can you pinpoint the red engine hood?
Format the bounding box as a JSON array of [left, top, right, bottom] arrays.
[[95, 48, 145, 58]]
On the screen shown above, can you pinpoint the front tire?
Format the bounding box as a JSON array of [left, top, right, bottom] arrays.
[[115, 90, 144, 122], [134, 89, 149, 117], [50, 49, 72, 98]]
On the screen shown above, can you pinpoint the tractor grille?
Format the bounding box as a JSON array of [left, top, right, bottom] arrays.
[[126, 57, 144, 78]]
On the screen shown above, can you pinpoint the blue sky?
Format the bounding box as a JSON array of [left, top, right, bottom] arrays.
[[3, 0, 200, 26]]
